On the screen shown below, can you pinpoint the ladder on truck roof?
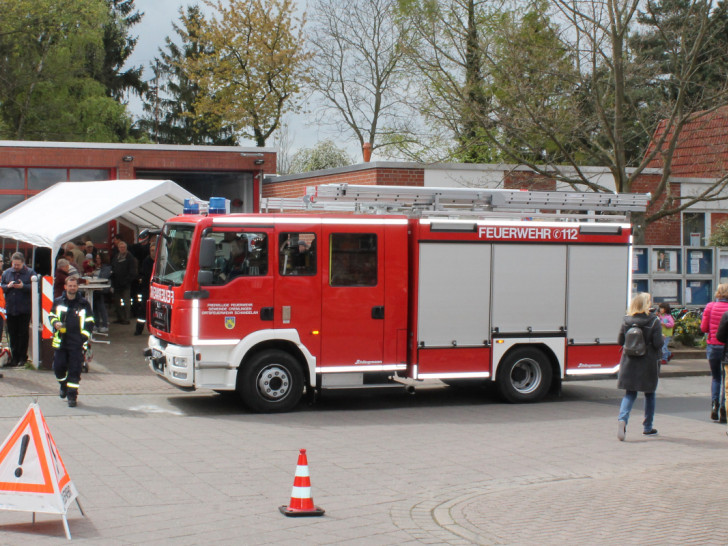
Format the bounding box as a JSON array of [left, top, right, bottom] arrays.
[[261, 184, 650, 220]]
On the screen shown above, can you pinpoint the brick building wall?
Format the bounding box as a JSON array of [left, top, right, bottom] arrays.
[[263, 164, 424, 198], [0, 140, 276, 215], [0, 142, 275, 179], [630, 175, 682, 245], [504, 171, 557, 191]]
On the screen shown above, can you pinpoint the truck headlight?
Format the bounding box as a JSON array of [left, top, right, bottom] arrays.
[[171, 356, 189, 368]]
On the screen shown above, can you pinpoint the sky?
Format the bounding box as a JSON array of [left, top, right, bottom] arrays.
[[125, 0, 345, 159]]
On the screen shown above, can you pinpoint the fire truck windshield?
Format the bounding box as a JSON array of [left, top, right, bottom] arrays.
[[154, 224, 194, 286]]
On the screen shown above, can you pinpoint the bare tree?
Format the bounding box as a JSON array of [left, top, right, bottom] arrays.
[[400, 0, 728, 235], [492, 0, 728, 226], [307, 0, 417, 160], [272, 117, 294, 174], [395, 0, 507, 162]]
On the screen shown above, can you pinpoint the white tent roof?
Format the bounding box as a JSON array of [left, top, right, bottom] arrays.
[[0, 179, 196, 252]]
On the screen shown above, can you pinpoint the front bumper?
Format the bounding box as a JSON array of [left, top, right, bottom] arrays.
[[145, 337, 196, 390]]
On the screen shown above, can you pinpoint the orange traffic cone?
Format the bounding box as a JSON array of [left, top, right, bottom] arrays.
[[279, 449, 325, 517]]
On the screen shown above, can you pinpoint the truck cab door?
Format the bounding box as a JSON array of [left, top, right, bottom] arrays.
[[320, 227, 385, 368], [196, 227, 274, 341]]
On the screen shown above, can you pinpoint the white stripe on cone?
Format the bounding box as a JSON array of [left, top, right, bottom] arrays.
[[290, 486, 311, 498]]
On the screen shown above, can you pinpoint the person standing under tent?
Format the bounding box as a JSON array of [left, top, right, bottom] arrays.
[[0, 252, 36, 368], [134, 242, 155, 336], [111, 241, 138, 326], [92, 253, 112, 334], [54, 259, 71, 299], [0, 260, 5, 378]]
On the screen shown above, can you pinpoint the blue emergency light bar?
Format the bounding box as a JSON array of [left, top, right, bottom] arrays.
[[183, 197, 229, 215], [209, 197, 229, 214], [183, 198, 201, 214]]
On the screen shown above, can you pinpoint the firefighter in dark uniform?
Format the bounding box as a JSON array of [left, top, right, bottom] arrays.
[[49, 276, 94, 407], [134, 241, 155, 335], [130, 232, 151, 335]]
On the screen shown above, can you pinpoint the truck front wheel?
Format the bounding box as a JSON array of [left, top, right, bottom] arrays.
[[496, 347, 552, 403], [238, 350, 304, 413]]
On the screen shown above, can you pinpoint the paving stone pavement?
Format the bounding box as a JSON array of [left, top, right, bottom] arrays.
[[0, 325, 722, 544]]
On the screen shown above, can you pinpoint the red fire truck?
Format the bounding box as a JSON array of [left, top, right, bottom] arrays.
[[145, 184, 649, 412]]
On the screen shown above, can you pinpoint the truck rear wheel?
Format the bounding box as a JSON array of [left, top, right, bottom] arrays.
[[238, 350, 304, 413], [496, 347, 552, 403]]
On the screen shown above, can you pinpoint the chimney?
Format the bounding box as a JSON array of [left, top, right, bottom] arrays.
[[362, 142, 372, 163]]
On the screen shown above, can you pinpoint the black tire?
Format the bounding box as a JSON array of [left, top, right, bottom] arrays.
[[237, 350, 304, 413], [496, 347, 552, 403]]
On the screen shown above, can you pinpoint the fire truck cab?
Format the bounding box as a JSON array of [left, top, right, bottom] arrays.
[[146, 184, 649, 412]]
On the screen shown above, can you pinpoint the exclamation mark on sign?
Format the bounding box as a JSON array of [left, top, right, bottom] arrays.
[[14, 434, 29, 478]]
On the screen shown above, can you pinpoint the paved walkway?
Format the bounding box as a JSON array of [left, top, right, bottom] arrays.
[[0, 330, 719, 544], [0, 326, 178, 398]]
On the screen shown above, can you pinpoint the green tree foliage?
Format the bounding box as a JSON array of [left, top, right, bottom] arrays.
[[0, 0, 135, 142], [631, 0, 728, 110], [179, 0, 310, 147], [92, 0, 146, 100], [396, 0, 497, 163], [399, 0, 728, 235], [138, 6, 236, 145], [485, 1, 585, 166], [710, 220, 728, 246], [289, 140, 352, 173], [619, 0, 728, 172]]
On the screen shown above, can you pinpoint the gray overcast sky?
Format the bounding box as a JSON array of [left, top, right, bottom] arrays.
[[125, 0, 340, 157], [127, 1, 212, 78]]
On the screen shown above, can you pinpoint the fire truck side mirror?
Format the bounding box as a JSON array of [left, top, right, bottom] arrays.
[[198, 270, 213, 286], [199, 237, 216, 269]]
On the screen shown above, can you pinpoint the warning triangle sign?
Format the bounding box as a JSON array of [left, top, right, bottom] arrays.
[[0, 403, 78, 515]]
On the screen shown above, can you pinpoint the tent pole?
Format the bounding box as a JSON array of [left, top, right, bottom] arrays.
[[31, 276, 39, 370]]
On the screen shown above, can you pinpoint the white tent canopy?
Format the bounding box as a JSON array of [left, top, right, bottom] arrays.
[[0, 179, 197, 254]]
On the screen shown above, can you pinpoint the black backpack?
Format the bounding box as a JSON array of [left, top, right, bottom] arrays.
[[623, 322, 647, 356]]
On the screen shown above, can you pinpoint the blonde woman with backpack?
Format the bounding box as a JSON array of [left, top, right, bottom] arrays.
[[617, 292, 663, 441]]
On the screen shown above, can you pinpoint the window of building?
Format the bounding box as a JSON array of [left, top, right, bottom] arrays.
[[0, 168, 24, 190], [27, 168, 67, 191], [0, 167, 113, 214], [0, 195, 25, 214], [279, 233, 316, 276], [329, 233, 377, 287], [683, 212, 706, 246], [70, 169, 110, 181]]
